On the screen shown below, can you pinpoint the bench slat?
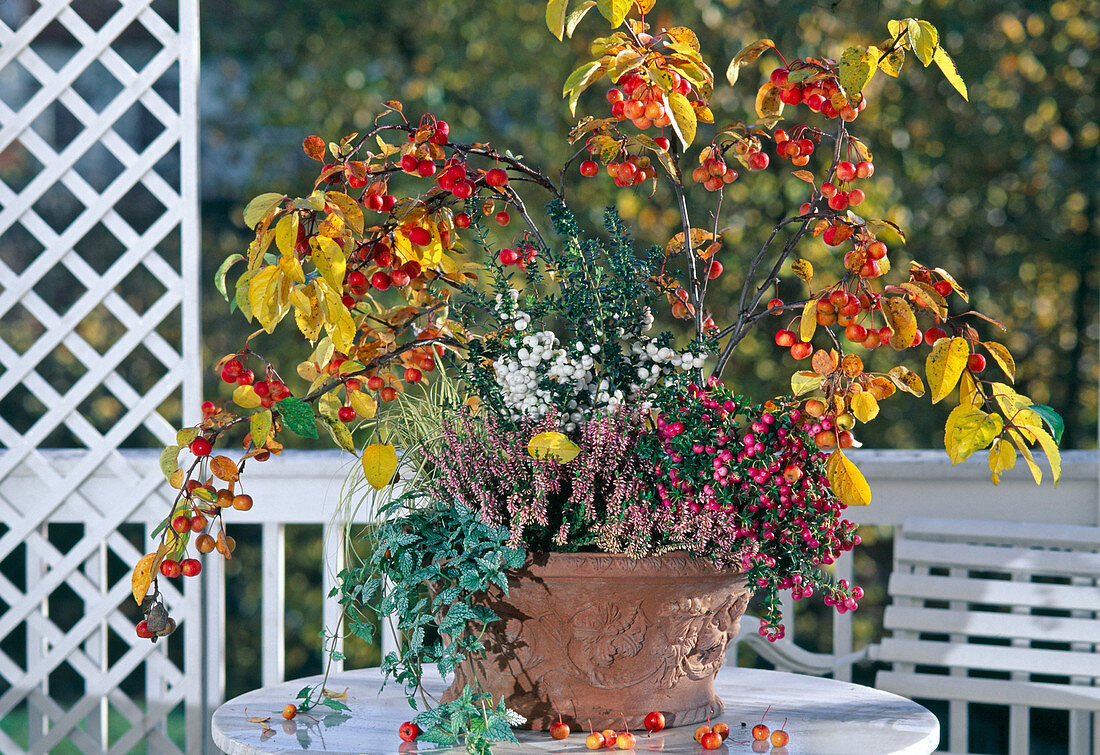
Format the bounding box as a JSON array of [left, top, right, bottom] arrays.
[[901, 517, 1100, 550], [887, 573, 1100, 612], [883, 605, 1100, 645], [894, 539, 1100, 577], [877, 670, 1100, 711], [878, 638, 1100, 678]]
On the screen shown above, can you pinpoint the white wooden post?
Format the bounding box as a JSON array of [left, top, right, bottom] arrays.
[[323, 521, 347, 674], [261, 522, 286, 686], [831, 550, 854, 683]]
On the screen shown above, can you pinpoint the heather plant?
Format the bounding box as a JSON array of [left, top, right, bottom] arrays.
[[425, 403, 654, 553]]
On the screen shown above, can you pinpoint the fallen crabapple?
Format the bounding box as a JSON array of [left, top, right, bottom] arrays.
[[643, 710, 665, 733], [615, 731, 636, 749], [282, 704, 297, 720], [549, 711, 570, 740], [398, 721, 420, 742], [700, 731, 723, 749]]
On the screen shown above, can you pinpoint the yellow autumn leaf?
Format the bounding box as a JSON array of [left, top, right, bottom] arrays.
[[881, 297, 917, 351], [527, 432, 581, 462], [959, 370, 981, 407], [324, 191, 365, 234], [754, 81, 785, 124], [664, 91, 697, 149], [325, 417, 356, 453], [790, 370, 821, 396], [294, 283, 324, 342], [275, 213, 299, 257], [289, 285, 311, 313], [926, 336, 969, 404], [131, 553, 156, 605], [251, 409, 273, 447], [1031, 426, 1061, 487], [933, 46, 968, 101], [850, 392, 880, 423], [278, 254, 305, 284], [982, 341, 1016, 383], [317, 212, 345, 240], [887, 365, 925, 397], [879, 46, 905, 77], [233, 384, 262, 409], [944, 405, 1002, 464], [393, 224, 444, 269], [989, 382, 1040, 441], [1007, 429, 1043, 485], [826, 449, 871, 507], [791, 259, 813, 282], [310, 236, 346, 294], [799, 300, 817, 343], [249, 266, 281, 331], [349, 390, 377, 419], [362, 443, 398, 490], [988, 438, 1016, 485]]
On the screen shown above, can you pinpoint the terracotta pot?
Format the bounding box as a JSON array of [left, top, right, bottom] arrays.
[[443, 551, 750, 731]]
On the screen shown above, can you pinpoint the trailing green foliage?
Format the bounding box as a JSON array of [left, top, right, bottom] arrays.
[[338, 494, 525, 752]]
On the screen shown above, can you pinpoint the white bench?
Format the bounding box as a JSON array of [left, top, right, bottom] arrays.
[[873, 517, 1100, 754]]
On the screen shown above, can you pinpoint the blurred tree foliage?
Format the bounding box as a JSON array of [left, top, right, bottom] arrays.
[[198, 0, 1097, 685], [201, 0, 1097, 451]]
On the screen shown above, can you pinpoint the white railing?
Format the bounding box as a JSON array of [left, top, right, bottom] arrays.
[[2, 448, 1096, 752]]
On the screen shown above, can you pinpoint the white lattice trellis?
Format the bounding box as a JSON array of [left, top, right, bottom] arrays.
[[0, 0, 201, 752]]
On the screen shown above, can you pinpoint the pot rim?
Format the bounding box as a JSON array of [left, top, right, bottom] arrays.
[[517, 550, 747, 579]]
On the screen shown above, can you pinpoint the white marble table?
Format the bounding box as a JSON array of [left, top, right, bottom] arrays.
[[212, 667, 938, 754]]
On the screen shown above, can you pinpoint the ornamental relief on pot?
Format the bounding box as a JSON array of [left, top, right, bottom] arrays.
[[490, 587, 752, 691]]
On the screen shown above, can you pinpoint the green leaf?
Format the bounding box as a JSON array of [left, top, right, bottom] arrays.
[[277, 396, 319, 439], [319, 697, 350, 713], [908, 18, 936, 66], [175, 427, 199, 447], [1030, 404, 1064, 444], [933, 46, 968, 101], [725, 38, 775, 86], [545, 0, 567, 40], [159, 445, 180, 480], [242, 192, 284, 230], [596, 0, 630, 27], [214, 254, 245, 302], [565, 1, 596, 37], [562, 61, 602, 98], [839, 46, 875, 97], [323, 416, 357, 453], [234, 270, 255, 321]]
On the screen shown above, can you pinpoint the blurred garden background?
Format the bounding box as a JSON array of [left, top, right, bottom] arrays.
[[2, 0, 1096, 720]]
